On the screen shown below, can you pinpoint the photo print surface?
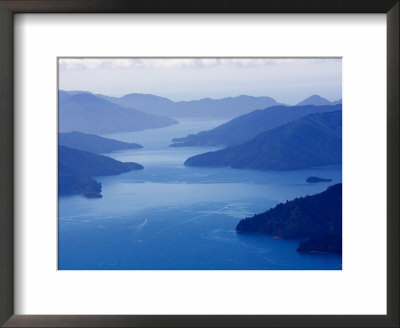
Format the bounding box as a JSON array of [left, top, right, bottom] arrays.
[[58, 58, 342, 270]]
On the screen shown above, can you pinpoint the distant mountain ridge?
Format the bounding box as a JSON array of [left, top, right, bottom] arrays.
[[296, 95, 341, 106], [59, 91, 178, 134], [97, 93, 285, 118], [62, 90, 342, 119], [184, 110, 342, 171], [59, 131, 142, 154], [171, 104, 342, 148]]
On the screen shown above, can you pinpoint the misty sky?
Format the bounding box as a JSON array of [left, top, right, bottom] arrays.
[[59, 58, 341, 105]]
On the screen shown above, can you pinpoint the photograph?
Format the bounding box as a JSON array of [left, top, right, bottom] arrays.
[[58, 57, 342, 270]]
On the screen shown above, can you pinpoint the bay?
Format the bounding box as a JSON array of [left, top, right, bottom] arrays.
[[58, 118, 342, 270]]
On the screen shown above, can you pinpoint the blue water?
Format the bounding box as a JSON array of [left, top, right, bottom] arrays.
[[58, 119, 342, 270]]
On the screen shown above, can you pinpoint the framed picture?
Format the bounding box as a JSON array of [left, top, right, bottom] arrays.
[[57, 56, 345, 271], [0, 0, 398, 327]]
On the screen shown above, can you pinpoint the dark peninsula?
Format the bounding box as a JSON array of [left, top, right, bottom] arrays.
[[236, 183, 342, 254], [58, 145, 143, 198]]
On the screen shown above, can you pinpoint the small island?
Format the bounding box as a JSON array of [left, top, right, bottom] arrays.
[[306, 176, 332, 183]]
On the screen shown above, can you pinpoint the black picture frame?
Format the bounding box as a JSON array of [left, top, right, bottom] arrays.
[[0, 1, 398, 327]]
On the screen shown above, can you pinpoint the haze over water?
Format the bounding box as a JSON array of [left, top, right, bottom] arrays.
[[58, 119, 342, 270]]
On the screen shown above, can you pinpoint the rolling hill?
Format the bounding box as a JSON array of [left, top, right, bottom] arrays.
[[59, 131, 142, 154], [171, 104, 342, 148], [58, 91, 178, 134], [184, 110, 342, 171]]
